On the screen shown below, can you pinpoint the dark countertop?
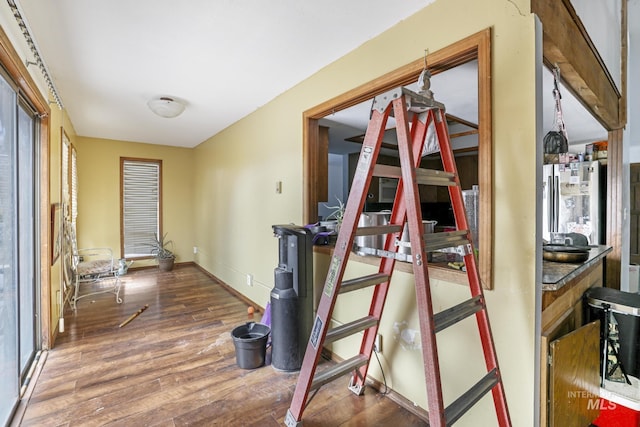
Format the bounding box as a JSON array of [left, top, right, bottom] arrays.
[[542, 245, 612, 291]]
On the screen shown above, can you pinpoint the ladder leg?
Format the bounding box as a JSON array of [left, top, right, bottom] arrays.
[[286, 106, 391, 425], [396, 104, 448, 425], [348, 106, 433, 395], [433, 108, 511, 425]]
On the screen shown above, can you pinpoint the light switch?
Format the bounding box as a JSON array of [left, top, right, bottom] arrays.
[[275, 181, 282, 194]]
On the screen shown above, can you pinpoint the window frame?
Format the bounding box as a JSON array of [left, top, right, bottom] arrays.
[[303, 29, 493, 288], [120, 157, 163, 259]]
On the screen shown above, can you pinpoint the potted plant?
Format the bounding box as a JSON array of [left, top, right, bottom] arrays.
[[150, 232, 175, 271], [323, 197, 345, 231]]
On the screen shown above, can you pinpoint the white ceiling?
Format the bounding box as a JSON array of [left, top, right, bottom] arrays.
[[15, 0, 436, 148], [15, 0, 607, 150]]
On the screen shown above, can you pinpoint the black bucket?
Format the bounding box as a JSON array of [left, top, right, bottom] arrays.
[[231, 322, 271, 369]]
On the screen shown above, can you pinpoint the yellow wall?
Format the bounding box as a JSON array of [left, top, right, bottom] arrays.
[[75, 137, 195, 267], [48, 104, 78, 335], [192, 0, 537, 425]]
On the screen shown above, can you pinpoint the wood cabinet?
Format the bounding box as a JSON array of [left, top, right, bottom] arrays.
[[540, 254, 608, 426]]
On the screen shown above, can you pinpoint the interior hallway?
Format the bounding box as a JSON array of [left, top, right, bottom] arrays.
[[16, 265, 426, 426]]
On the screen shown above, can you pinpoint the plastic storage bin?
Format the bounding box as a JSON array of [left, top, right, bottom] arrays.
[[585, 287, 640, 378]]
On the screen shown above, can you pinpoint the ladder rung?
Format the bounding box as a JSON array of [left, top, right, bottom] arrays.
[[416, 168, 457, 187], [425, 230, 470, 252], [373, 164, 457, 187], [372, 164, 402, 179], [311, 355, 369, 392], [445, 368, 500, 425], [355, 224, 402, 237], [340, 273, 389, 294], [434, 296, 484, 333], [325, 316, 378, 344]]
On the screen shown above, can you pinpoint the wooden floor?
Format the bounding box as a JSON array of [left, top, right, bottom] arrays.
[[19, 265, 426, 426]]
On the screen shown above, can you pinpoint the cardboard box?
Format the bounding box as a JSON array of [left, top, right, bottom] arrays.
[[594, 141, 608, 151], [544, 152, 572, 164], [587, 141, 608, 160], [630, 265, 640, 293]]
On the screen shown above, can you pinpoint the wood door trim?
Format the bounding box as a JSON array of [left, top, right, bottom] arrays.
[[629, 164, 640, 265], [606, 129, 624, 289], [532, 0, 626, 130]]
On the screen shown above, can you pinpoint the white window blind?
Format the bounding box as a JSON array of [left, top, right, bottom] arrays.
[[71, 147, 77, 229], [122, 159, 160, 258], [61, 134, 69, 209]]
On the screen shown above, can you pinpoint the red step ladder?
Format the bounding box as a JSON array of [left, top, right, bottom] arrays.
[[285, 73, 511, 427]]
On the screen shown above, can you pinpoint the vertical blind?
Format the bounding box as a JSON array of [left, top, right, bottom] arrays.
[[122, 159, 160, 258]]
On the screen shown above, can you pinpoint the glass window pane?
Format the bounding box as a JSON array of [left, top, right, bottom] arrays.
[[18, 103, 35, 376], [0, 73, 19, 425]]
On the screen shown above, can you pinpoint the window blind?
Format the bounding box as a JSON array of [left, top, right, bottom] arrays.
[[61, 135, 69, 210], [122, 160, 160, 258], [71, 147, 77, 229]]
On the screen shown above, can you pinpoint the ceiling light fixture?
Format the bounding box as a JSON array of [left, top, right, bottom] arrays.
[[147, 96, 186, 118]]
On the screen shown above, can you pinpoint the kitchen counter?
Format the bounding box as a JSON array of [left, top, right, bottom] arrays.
[[542, 245, 612, 291]]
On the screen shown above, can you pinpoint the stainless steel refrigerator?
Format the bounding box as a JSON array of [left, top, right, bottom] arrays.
[[542, 161, 604, 245]]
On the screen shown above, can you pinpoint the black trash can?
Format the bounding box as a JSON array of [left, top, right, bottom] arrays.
[[231, 322, 271, 369], [585, 287, 640, 378]]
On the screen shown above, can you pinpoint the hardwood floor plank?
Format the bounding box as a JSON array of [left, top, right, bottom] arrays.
[[19, 266, 426, 426]]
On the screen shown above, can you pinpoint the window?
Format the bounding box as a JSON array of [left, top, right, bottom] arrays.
[[71, 145, 78, 229], [120, 158, 162, 258], [61, 130, 77, 229]]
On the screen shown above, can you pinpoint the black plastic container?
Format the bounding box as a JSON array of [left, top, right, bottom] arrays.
[[585, 287, 640, 378], [231, 322, 270, 369], [271, 225, 313, 371]]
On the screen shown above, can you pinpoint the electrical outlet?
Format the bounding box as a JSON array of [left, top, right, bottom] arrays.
[[375, 334, 382, 353], [247, 274, 253, 286], [193, 246, 198, 254]]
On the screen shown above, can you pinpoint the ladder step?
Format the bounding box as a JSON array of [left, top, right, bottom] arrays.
[[355, 224, 402, 237], [424, 230, 470, 252], [445, 368, 500, 425], [373, 164, 457, 187], [311, 354, 369, 392], [340, 273, 389, 294], [325, 316, 378, 344], [434, 296, 484, 333]]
